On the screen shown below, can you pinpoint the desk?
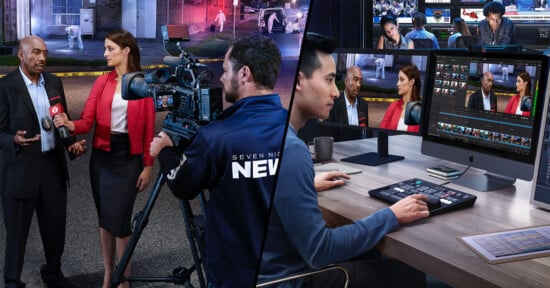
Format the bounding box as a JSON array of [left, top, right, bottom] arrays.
[[318, 134, 550, 288]]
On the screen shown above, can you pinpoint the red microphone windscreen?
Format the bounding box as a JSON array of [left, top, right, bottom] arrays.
[[49, 103, 65, 117]]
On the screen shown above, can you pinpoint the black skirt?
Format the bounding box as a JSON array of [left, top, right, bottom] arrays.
[[90, 133, 142, 237]]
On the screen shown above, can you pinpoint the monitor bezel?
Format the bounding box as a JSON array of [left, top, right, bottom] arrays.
[[421, 50, 550, 181]]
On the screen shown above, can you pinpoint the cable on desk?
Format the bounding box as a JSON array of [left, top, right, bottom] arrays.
[[440, 165, 470, 186]]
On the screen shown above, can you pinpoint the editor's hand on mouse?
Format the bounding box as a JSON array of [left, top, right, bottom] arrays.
[[389, 194, 430, 224], [314, 171, 350, 192]]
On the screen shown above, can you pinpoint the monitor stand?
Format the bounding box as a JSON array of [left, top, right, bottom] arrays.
[[340, 131, 404, 166], [452, 173, 516, 192]]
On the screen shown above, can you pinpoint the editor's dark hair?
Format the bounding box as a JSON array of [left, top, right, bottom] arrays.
[[228, 35, 281, 90], [380, 15, 398, 28], [483, 1, 506, 17], [105, 29, 142, 72], [300, 32, 337, 78], [412, 12, 426, 27], [453, 17, 472, 36]]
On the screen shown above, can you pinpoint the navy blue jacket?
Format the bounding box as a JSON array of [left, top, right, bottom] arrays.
[[158, 94, 287, 288]]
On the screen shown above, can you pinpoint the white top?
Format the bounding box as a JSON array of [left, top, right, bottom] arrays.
[[515, 102, 523, 115], [397, 117, 408, 131], [111, 92, 128, 133]]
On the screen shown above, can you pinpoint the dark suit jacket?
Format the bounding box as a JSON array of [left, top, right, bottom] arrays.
[[327, 92, 369, 126], [467, 89, 497, 112], [0, 69, 75, 199]]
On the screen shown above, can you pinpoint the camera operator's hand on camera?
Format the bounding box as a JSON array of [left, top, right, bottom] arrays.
[[150, 131, 174, 158]]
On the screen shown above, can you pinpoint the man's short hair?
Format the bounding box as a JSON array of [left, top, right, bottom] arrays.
[[483, 1, 506, 17], [228, 35, 281, 90], [300, 32, 337, 78], [412, 12, 426, 27]]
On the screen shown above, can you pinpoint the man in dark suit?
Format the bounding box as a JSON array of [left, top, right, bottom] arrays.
[[0, 35, 85, 288], [327, 65, 369, 126], [467, 71, 497, 112]]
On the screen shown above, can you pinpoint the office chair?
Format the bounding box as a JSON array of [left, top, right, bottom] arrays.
[[256, 264, 350, 288], [411, 38, 434, 49], [455, 36, 478, 49]]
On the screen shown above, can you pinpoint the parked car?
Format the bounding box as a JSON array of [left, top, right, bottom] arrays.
[[258, 8, 287, 33]]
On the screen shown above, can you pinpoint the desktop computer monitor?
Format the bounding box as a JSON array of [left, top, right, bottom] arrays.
[[322, 48, 430, 166], [421, 50, 550, 191]]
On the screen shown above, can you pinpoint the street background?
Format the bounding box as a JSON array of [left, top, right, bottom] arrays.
[[0, 14, 302, 287]]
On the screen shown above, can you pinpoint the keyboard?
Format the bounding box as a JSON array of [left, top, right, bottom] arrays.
[[368, 178, 477, 216]]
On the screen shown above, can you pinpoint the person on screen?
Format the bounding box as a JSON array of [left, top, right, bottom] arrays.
[[380, 63, 421, 133], [477, 1, 516, 45], [376, 15, 414, 50], [405, 12, 440, 49], [161, 95, 169, 108], [504, 71, 532, 116], [467, 71, 497, 112], [327, 65, 369, 126], [404, 0, 417, 16], [447, 17, 472, 48], [258, 32, 429, 288]]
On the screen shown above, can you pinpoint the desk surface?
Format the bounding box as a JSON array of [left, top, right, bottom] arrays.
[[318, 134, 550, 288]]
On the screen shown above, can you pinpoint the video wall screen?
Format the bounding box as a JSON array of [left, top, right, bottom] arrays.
[[461, 7, 485, 23], [460, 1, 550, 24], [426, 7, 452, 24], [373, 0, 418, 24]]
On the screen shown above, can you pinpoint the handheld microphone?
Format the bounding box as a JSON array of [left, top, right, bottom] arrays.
[[48, 90, 70, 140]]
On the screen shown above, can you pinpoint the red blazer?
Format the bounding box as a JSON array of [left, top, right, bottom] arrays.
[[73, 70, 155, 166], [380, 98, 420, 133], [504, 94, 530, 117]]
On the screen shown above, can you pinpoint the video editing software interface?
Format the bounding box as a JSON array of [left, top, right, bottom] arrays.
[[425, 52, 548, 163]]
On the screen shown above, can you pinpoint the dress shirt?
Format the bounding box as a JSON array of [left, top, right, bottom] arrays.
[[344, 92, 359, 126], [19, 67, 55, 152], [482, 90, 492, 111]]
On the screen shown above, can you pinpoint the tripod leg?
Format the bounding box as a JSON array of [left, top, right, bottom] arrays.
[[180, 196, 207, 288], [109, 172, 166, 288]]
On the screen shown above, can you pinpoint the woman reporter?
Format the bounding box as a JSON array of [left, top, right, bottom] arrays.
[[504, 71, 532, 116], [54, 29, 155, 288], [380, 63, 421, 132]]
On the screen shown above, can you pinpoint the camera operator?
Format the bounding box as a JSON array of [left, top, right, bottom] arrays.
[[149, 35, 287, 288]]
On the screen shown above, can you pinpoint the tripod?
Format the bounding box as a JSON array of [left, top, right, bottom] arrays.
[[109, 172, 207, 288]]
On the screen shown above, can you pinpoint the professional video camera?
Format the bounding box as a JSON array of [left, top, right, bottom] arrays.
[[112, 44, 221, 288], [121, 47, 223, 146]]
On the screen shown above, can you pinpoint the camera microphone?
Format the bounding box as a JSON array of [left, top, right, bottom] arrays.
[[48, 90, 70, 140], [163, 55, 189, 67]]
